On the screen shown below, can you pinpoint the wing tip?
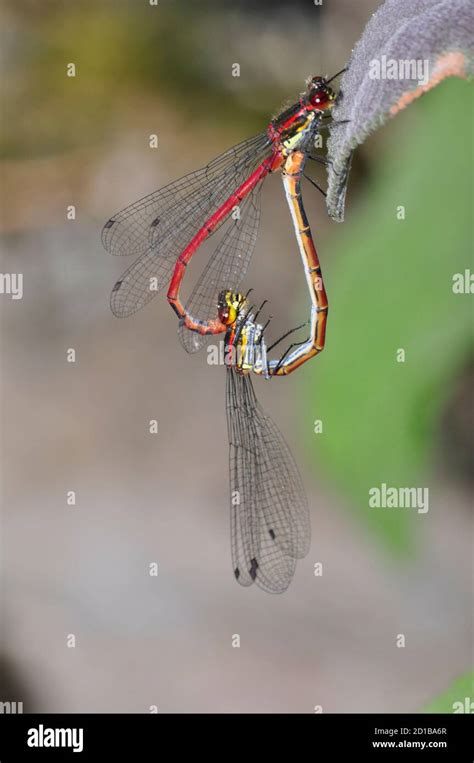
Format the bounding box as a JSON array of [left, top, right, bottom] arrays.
[[249, 557, 259, 581], [102, 219, 116, 252]]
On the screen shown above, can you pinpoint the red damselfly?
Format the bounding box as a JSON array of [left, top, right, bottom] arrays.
[[102, 72, 343, 353]]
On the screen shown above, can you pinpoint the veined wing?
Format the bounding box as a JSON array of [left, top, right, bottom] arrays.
[[103, 133, 272, 318], [226, 369, 310, 594], [178, 186, 262, 354]]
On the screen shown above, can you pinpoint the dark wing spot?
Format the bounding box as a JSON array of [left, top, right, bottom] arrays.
[[249, 558, 259, 581], [269, 529, 276, 540], [104, 218, 116, 229], [234, 567, 240, 580], [112, 280, 123, 293]]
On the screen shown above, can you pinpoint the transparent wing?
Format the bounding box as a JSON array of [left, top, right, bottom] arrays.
[[226, 369, 310, 594], [178, 186, 262, 354], [102, 132, 269, 257], [103, 133, 272, 318]]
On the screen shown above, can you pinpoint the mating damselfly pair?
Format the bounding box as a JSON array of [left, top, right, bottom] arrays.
[[103, 72, 344, 592]]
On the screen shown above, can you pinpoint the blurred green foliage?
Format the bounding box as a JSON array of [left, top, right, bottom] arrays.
[[303, 79, 473, 553], [3, 1, 281, 159], [422, 668, 474, 713]]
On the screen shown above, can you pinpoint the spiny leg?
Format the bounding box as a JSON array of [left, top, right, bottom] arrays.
[[267, 320, 309, 352], [318, 117, 351, 128], [308, 154, 331, 167], [253, 299, 268, 323], [273, 337, 310, 375], [303, 174, 327, 197]]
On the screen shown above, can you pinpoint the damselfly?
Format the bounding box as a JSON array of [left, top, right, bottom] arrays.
[[102, 72, 343, 353], [222, 290, 310, 593], [180, 145, 327, 592]]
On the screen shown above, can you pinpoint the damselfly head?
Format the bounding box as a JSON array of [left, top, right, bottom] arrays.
[[306, 75, 336, 111], [217, 289, 246, 327]]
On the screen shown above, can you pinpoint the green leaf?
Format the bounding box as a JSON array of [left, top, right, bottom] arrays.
[[423, 669, 474, 713], [302, 79, 473, 553]]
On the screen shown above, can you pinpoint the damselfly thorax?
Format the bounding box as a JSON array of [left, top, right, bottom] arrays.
[[280, 112, 320, 155], [218, 290, 268, 377]]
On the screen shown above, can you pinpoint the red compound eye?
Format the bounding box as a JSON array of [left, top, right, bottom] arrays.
[[308, 89, 331, 109]]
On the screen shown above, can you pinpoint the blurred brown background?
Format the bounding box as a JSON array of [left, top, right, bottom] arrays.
[[1, 0, 472, 713]]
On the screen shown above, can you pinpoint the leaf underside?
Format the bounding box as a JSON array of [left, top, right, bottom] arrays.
[[326, 0, 474, 221]]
